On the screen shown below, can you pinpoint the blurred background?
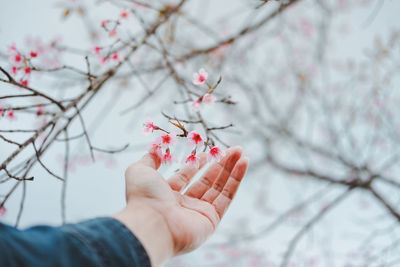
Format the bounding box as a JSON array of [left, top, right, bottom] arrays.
[[1, 0, 400, 266]]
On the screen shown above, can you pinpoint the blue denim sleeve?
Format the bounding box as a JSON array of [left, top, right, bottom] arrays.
[[0, 217, 151, 267]]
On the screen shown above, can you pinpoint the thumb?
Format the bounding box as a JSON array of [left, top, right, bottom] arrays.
[[137, 153, 161, 170]]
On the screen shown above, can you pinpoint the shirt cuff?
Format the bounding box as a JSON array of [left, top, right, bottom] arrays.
[[61, 217, 151, 267]]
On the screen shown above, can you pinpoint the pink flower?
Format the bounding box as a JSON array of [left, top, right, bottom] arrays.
[[191, 98, 202, 111], [14, 53, 22, 64], [192, 68, 208, 85], [24, 67, 31, 75], [7, 109, 15, 120], [143, 118, 158, 135], [208, 146, 225, 162], [203, 93, 216, 104], [148, 140, 162, 159], [109, 29, 117, 37], [0, 206, 6, 217], [120, 9, 130, 19], [20, 79, 28, 87], [36, 104, 44, 117], [185, 150, 199, 168], [30, 51, 38, 58], [111, 52, 119, 61], [8, 44, 17, 55], [162, 148, 175, 164], [93, 46, 101, 55], [158, 132, 176, 148], [101, 57, 108, 64], [11, 66, 18, 75], [101, 20, 109, 27], [187, 131, 204, 148]]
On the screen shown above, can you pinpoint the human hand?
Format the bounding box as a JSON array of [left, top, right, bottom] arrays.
[[114, 146, 248, 266]]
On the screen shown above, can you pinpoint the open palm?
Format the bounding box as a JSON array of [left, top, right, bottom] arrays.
[[124, 146, 248, 254]]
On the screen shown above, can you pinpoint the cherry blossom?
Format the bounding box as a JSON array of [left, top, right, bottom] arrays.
[[184, 150, 199, 168], [148, 140, 162, 159], [24, 67, 31, 75], [158, 132, 176, 148], [36, 104, 44, 117], [187, 130, 204, 148], [192, 68, 208, 85], [101, 20, 109, 27], [30, 51, 38, 58], [120, 9, 130, 19], [11, 66, 18, 75], [143, 117, 158, 135], [8, 44, 17, 54], [93, 46, 101, 55], [203, 93, 216, 104], [13, 53, 22, 64], [20, 79, 28, 87], [7, 109, 15, 120], [111, 52, 119, 61], [109, 29, 117, 38], [101, 57, 108, 64], [208, 146, 225, 162], [191, 98, 202, 111], [162, 148, 175, 164]]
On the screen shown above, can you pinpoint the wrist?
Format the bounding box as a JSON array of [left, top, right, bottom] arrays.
[[113, 199, 174, 266]]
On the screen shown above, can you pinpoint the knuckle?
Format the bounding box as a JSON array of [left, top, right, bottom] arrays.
[[213, 182, 223, 192], [178, 172, 190, 183], [222, 188, 233, 199], [202, 176, 212, 186]]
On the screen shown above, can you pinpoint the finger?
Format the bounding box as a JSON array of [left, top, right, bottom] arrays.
[[200, 148, 242, 203], [136, 153, 161, 170], [168, 152, 207, 192], [212, 157, 249, 218], [185, 146, 242, 199]]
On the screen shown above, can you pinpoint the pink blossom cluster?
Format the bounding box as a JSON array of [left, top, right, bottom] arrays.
[[100, 9, 131, 39], [92, 46, 121, 65], [1, 101, 44, 121], [143, 118, 225, 167], [92, 8, 132, 64], [0, 104, 16, 120], [191, 68, 217, 110], [7, 44, 38, 87]]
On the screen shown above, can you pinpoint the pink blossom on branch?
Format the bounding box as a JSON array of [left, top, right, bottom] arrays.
[[29, 51, 38, 58], [120, 9, 130, 19], [111, 52, 119, 61], [191, 98, 202, 111], [101, 20, 109, 27], [19, 79, 28, 87], [143, 117, 158, 135], [93, 46, 101, 55], [158, 132, 176, 148], [148, 140, 162, 159], [187, 130, 204, 148], [7, 109, 16, 120], [192, 68, 208, 85], [36, 104, 44, 117], [162, 148, 175, 164], [11, 66, 18, 75], [184, 150, 199, 168], [203, 93, 216, 104], [109, 29, 118, 38], [208, 146, 225, 162]]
